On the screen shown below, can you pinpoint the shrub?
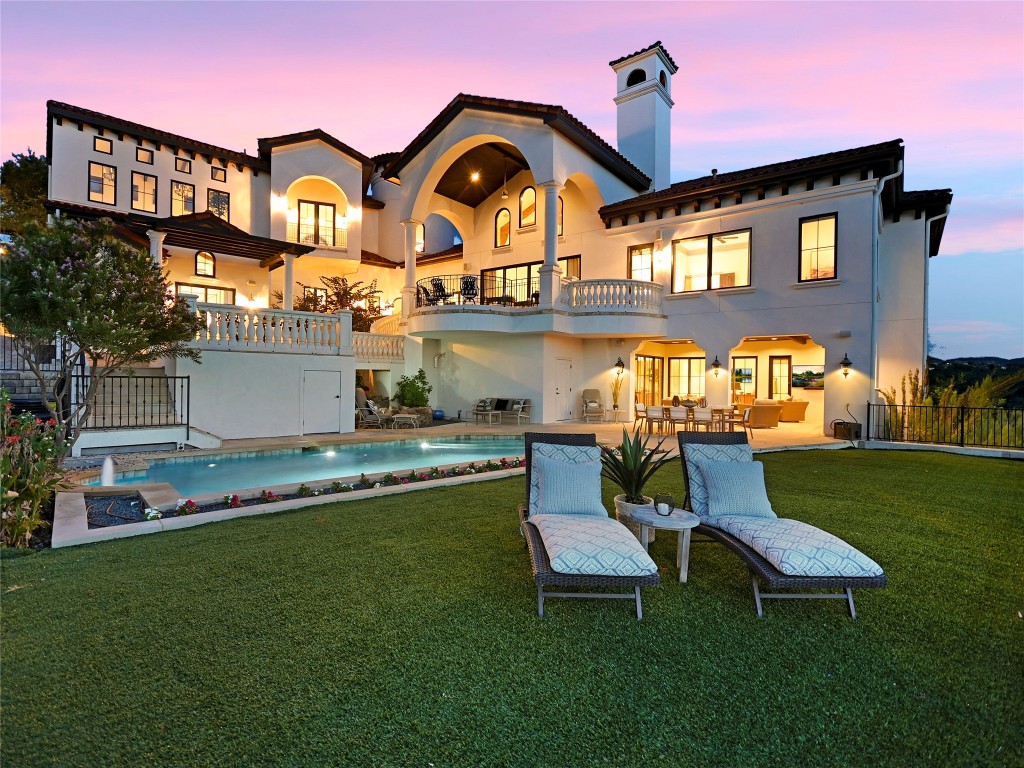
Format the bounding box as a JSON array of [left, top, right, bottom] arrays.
[[1, 390, 64, 547], [394, 369, 432, 408]]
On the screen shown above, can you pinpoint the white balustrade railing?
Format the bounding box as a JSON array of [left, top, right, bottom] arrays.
[[369, 314, 401, 335], [353, 332, 405, 361], [190, 302, 353, 355], [560, 279, 664, 313]]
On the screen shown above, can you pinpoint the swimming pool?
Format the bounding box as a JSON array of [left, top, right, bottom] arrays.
[[91, 436, 525, 497]]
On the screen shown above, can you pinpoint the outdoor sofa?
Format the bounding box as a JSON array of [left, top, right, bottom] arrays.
[[518, 432, 659, 619], [471, 398, 531, 425], [678, 431, 887, 617]]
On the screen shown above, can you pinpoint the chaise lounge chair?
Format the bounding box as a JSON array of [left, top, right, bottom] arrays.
[[518, 432, 660, 619], [678, 431, 887, 618]]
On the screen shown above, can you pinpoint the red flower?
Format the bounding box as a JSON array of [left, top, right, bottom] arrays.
[[5, 436, 19, 444]]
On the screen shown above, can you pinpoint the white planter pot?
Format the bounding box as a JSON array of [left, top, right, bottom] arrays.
[[613, 494, 655, 543]]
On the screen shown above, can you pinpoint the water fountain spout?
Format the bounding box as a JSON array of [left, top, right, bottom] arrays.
[[101, 457, 115, 486]]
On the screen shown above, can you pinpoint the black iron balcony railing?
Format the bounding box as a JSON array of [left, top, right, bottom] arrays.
[[414, 275, 539, 308], [286, 222, 348, 249], [865, 402, 1023, 449]]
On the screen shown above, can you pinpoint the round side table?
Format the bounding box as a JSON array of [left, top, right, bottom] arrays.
[[629, 507, 701, 583]]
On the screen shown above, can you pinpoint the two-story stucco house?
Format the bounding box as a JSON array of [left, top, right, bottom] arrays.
[[38, 41, 952, 453]]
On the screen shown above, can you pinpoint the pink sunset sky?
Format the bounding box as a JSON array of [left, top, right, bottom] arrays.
[[2, 0, 1021, 359]]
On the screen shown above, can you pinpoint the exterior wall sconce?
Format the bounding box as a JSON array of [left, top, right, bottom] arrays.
[[711, 355, 722, 377], [840, 353, 852, 378], [615, 357, 626, 374]]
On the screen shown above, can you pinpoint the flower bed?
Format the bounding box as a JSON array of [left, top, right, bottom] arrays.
[[85, 457, 524, 527]]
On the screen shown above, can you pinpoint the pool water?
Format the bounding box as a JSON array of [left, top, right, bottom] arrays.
[[92, 437, 525, 497]]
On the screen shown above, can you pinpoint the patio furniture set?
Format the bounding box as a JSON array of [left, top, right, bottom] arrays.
[[356, 404, 423, 430], [471, 398, 532, 426], [518, 430, 887, 620]]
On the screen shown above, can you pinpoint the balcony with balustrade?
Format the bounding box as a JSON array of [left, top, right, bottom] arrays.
[[406, 274, 666, 338]]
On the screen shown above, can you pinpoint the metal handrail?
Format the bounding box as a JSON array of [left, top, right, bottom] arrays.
[[865, 402, 1023, 448]]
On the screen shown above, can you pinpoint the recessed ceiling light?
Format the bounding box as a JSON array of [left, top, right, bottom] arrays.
[[470, 171, 480, 182]]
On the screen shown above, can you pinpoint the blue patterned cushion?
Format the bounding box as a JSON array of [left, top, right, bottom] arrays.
[[531, 514, 657, 576], [682, 443, 752, 517], [709, 516, 884, 577], [696, 459, 777, 523], [529, 445, 607, 518]]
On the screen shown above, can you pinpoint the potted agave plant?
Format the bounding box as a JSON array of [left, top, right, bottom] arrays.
[[600, 428, 674, 540]]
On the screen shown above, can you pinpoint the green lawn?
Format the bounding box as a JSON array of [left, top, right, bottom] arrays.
[[2, 449, 1022, 767]]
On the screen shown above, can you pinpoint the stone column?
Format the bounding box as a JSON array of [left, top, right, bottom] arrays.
[[146, 230, 166, 267], [283, 254, 295, 311], [400, 219, 421, 321], [537, 181, 562, 309]]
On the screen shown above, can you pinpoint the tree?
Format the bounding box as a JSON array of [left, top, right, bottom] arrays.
[[0, 218, 203, 458], [0, 149, 48, 236], [275, 275, 383, 332]]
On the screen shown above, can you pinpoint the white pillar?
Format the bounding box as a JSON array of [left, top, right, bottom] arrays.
[[283, 253, 295, 311], [146, 230, 166, 267], [400, 219, 421, 321], [537, 181, 562, 309]]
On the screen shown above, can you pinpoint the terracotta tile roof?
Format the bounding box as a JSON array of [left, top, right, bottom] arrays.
[[360, 249, 401, 269], [371, 151, 400, 167], [609, 41, 678, 72], [600, 139, 905, 219], [257, 129, 371, 165], [46, 101, 267, 170], [417, 243, 463, 265], [382, 94, 650, 192]]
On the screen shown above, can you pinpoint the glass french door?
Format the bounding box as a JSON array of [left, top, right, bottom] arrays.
[[635, 355, 663, 406], [298, 200, 336, 246], [769, 356, 792, 399]]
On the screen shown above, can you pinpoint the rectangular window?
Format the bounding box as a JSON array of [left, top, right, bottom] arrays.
[[799, 213, 837, 281], [731, 356, 757, 401], [303, 286, 328, 309], [208, 189, 230, 222], [292, 200, 336, 246], [136, 147, 154, 164], [176, 283, 235, 305], [211, 166, 227, 183], [171, 181, 195, 216], [175, 157, 192, 174], [628, 243, 653, 281], [672, 230, 752, 292], [668, 357, 706, 400], [88, 162, 116, 205], [93, 136, 113, 154], [131, 172, 157, 213], [769, 355, 792, 399]]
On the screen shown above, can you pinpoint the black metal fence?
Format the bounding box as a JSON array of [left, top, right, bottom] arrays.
[[1, 333, 70, 373], [71, 374, 190, 437], [866, 402, 1023, 449], [414, 274, 540, 308]]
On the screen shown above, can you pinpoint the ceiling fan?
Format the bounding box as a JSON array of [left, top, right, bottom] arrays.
[[715, 235, 739, 243]]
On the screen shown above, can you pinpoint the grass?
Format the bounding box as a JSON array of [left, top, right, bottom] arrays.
[[2, 448, 1022, 767]]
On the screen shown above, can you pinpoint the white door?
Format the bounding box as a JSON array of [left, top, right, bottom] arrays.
[[303, 371, 342, 434], [555, 358, 573, 420]]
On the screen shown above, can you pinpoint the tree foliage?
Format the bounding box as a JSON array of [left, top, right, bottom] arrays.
[[0, 149, 48, 236], [394, 369, 432, 408], [275, 276, 383, 332], [0, 218, 203, 456]]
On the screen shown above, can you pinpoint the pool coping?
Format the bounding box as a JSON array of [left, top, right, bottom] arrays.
[[53, 466, 526, 548]]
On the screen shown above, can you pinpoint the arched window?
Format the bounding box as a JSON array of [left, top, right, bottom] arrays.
[[557, 196, 564, 237], [519, 186, 536, 228], [415, 223, 425, 254], [195, 251, 215, 277], [659, 71, 667, 88], [626, 68, 646, 87], [495, 208, 511, 248]]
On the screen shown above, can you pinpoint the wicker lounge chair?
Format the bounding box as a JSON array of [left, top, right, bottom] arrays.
[[518, 432, 660, 619], [678, 431, 887, 618]]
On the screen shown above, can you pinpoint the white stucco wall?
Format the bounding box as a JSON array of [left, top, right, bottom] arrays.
[[49, 116, 261, 231], [172, 351, 356, 440], [877, 214, 928, 392]]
